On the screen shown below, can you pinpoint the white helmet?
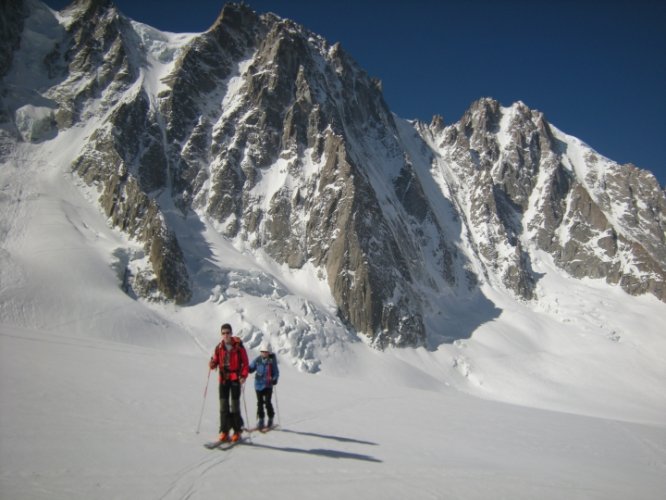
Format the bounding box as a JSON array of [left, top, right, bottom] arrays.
[[259, 342, 271, 353]]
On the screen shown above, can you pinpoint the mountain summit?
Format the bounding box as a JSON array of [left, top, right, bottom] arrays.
[[2, 1, 665, 350]]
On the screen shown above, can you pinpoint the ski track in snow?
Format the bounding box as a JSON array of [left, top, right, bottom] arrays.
[[158, 452, 232, 500]]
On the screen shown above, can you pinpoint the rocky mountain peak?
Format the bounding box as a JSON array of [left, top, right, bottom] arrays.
[[3, 1, 665, 348], [429, 114, 445, 132], [68, 0, 114, 13]]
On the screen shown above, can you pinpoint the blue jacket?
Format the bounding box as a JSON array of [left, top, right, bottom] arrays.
[[248, 354, 279, 391]]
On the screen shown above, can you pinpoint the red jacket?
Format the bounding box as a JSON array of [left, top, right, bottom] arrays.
[[210, 337, 249, 382]]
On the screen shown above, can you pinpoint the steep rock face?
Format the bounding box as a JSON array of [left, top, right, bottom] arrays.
[[522, 124, 666, 301], [553, 160, 666, 300], [424, 98, 666, 303], [4, 1, 665, 348], [151, 4, 464, 346], [7, 1, 463, 345], [5, 0, 192, 303], [431, 98, 538, 299], [160, 4, 265, 215], [45, 0, 137, 129]]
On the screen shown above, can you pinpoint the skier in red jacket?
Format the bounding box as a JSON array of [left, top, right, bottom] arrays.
[[209, 323, 249, 442]]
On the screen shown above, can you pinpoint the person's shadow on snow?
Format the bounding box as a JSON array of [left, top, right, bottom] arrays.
[[247, 442, 382, 463], [245, 428, 382, 462], [277, 428, 378, 445]]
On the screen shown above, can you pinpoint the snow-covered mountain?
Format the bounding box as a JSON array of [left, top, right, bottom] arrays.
[[3, 0, 665, 351], [2, 0, 666, 372], [1, 2, 666, 498]]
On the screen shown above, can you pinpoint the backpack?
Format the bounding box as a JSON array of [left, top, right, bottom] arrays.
[[216, 336, 246, 380]]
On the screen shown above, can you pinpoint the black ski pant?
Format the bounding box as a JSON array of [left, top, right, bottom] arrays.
[[219, 380, 243, 434], [255, 388, 275, 420]]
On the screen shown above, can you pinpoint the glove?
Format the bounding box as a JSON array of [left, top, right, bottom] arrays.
[[209, 359, 216, 370], [271, 378, 278, 386]]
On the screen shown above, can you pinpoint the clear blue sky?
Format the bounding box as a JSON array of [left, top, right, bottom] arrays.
[[43, 0, 666, 186]]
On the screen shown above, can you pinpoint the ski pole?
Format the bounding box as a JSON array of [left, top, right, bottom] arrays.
[[195, 367, 212, 434], [274, 385, 281, 427], [241, 381, 253, 443]]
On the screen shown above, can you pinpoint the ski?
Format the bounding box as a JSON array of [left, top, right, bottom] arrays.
[[243, 424, 278, 434], [203, 438, 245, 450], [204, 439, 228, 450]]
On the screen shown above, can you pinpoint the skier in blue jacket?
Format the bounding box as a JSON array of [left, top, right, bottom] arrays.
[[248, 342, 279, 430]]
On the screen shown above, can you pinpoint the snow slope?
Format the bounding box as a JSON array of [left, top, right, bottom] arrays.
[[1, 120, 665, 500], [1, 4, 665, 497], [2, 324, 665, 500]]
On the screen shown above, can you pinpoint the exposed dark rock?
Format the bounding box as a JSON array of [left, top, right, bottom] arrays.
[[5, 1, 665, 348]]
